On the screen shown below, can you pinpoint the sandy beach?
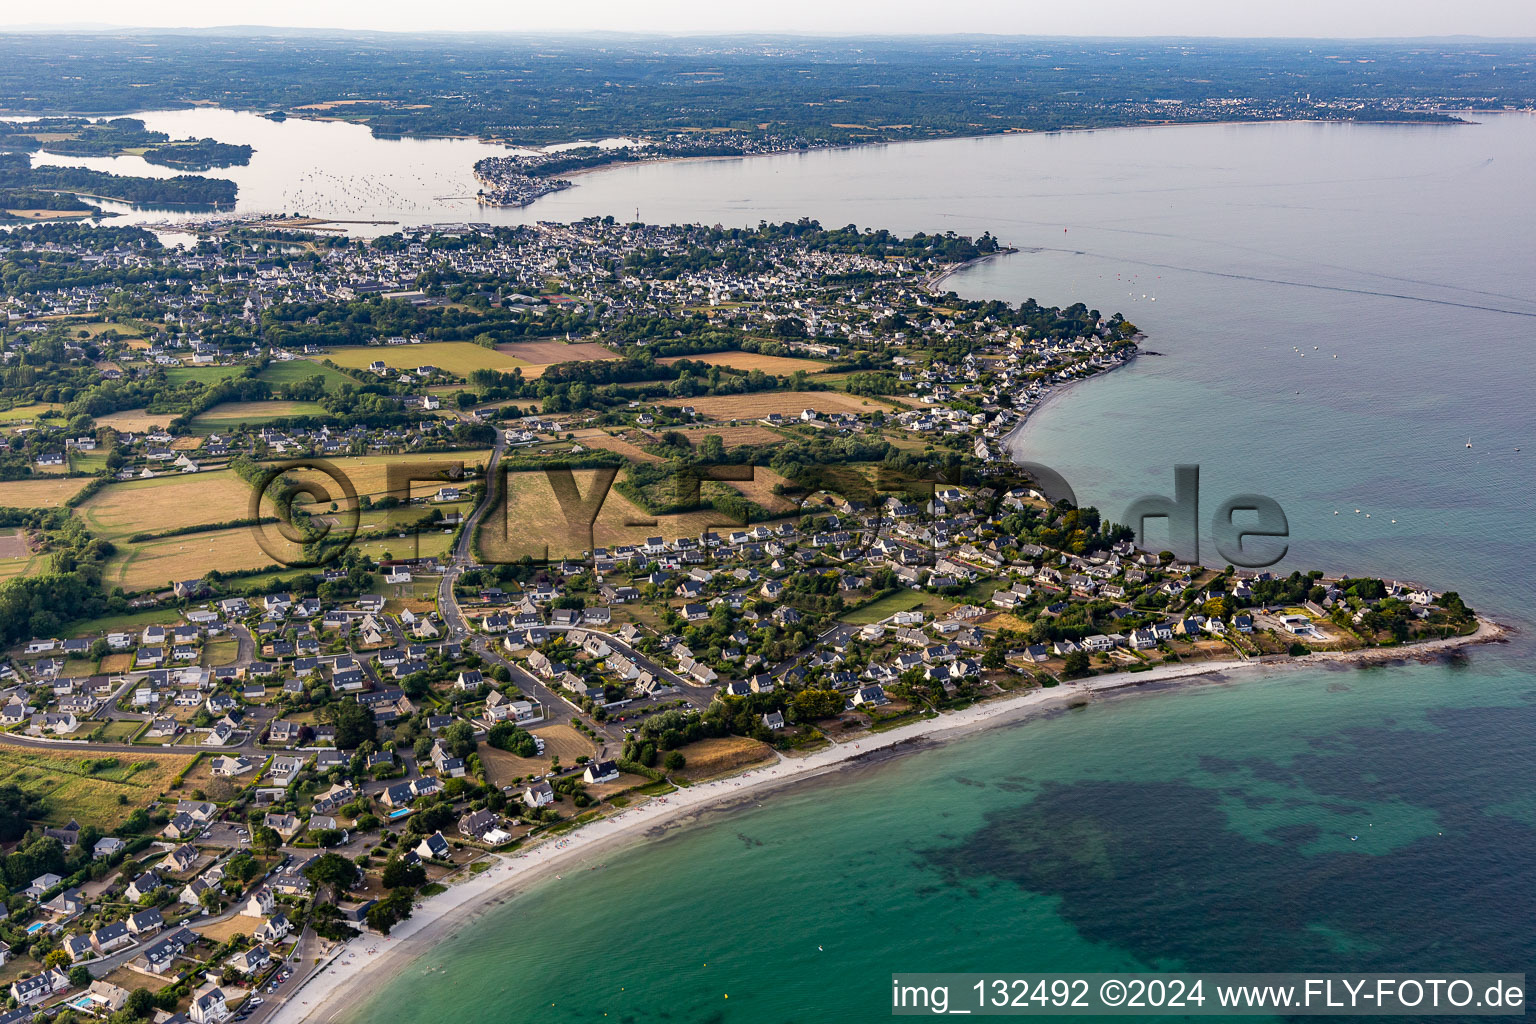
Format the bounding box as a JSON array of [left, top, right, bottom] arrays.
[[269, 616, 1506, 1024]]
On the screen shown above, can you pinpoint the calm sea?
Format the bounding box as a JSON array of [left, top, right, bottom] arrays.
[[53, 110, 1536, 1021]]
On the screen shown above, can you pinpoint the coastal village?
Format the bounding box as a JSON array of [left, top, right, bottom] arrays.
[[0, 219, 1482, 1024]]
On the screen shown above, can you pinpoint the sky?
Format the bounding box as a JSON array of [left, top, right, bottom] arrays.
[[9, 0, 1536, 38]]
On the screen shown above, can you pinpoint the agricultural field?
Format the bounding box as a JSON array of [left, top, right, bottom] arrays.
[[351, 526, 456, 564], [0, 476, 91, 508], [92, 408, 176, 433], [0, 528, 45, 583], [256, 359, 355, 391], [674, 423, 787, 449], [477, 468, 774, 562], [0, 402, 64, 425], [58, 319, 154, 339], [0, 553, 46, 583], [719, 465, 800, 515], [163, 365, 243, 386], [568, 429, 662, 464], [658, 351, 832, 375], [657, 390, 899, 420], [671, 736, 776, 781], [0, 744, 194, 829], [101, 499, 472, 592], [293, 451, 492, 505], [188, 400, 329, 433], [103, 525, 291, 592], [494, 339, 620, 368], [77, 470, 255, 541], [478, 724, 596, 787], [320, 342, 527, 377]]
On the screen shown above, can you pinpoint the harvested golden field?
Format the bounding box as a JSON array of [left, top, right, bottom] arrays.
[[0, 554, 46, 583], [1, 209, 92, 220], [83, 455, 491, 549], [658, 351, 831, 374], [0, 555, 40, 581], [93, 408, 175, 433], [676, 424, 786, 449], [672, 736, 776, 781], [497, 340, 619, 364], [721, 466, 799, 515], [188, 400, 328, 432], [657, 390, 898, 420], [321, 342, 527, 376], [77, 470, 255, 541], [569, 429, 662, 463], [0, 476, 88, 508], [478, 468, 768, 561], [0, 743, 194, 828], [297, 451, 492, 504], [479, 723, 596, 786], [104, 526, 292, 592], [351, 529, 455, 563]]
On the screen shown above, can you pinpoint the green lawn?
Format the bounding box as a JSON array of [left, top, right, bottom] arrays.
[[0, 403, 64, 424], [69, 451, 108, 474], [840, 589, 955, 625], [959, 577, 1007, 604], [94, 720, 145, 743], [257, 360, 356, 392], [203, 639, 240, 666], [188, 400, 330, 433], [62, 606, 183, 639], [163, 366, 244, 386]]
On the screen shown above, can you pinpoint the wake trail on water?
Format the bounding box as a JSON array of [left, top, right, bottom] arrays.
[[952, 210, 1536, 308], [1019, 246, 1536, 319]]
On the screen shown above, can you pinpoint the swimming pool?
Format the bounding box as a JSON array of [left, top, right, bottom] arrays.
[[24, 922, 45, 935]]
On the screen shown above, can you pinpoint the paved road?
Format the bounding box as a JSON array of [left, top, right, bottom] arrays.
[[432, 429, 591, 735]]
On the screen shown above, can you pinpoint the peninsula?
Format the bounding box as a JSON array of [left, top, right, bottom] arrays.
[[0, 215, 1493, 1024]]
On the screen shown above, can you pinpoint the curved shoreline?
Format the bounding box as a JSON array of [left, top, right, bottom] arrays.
[[270, 616, 1508, 1024]]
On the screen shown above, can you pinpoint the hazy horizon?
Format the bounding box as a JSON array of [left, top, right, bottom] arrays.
[[5, 25, 1536, 41], [3, 0, 1534, 40]]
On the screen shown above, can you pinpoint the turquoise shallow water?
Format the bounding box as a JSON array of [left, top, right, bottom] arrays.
[[348, 652, 1535, 1023], [304, 114, 1536, 1022]]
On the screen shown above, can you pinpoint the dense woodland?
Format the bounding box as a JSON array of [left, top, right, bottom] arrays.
[[0, 152, 237, 209], [1, 34, 1531, 146]]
